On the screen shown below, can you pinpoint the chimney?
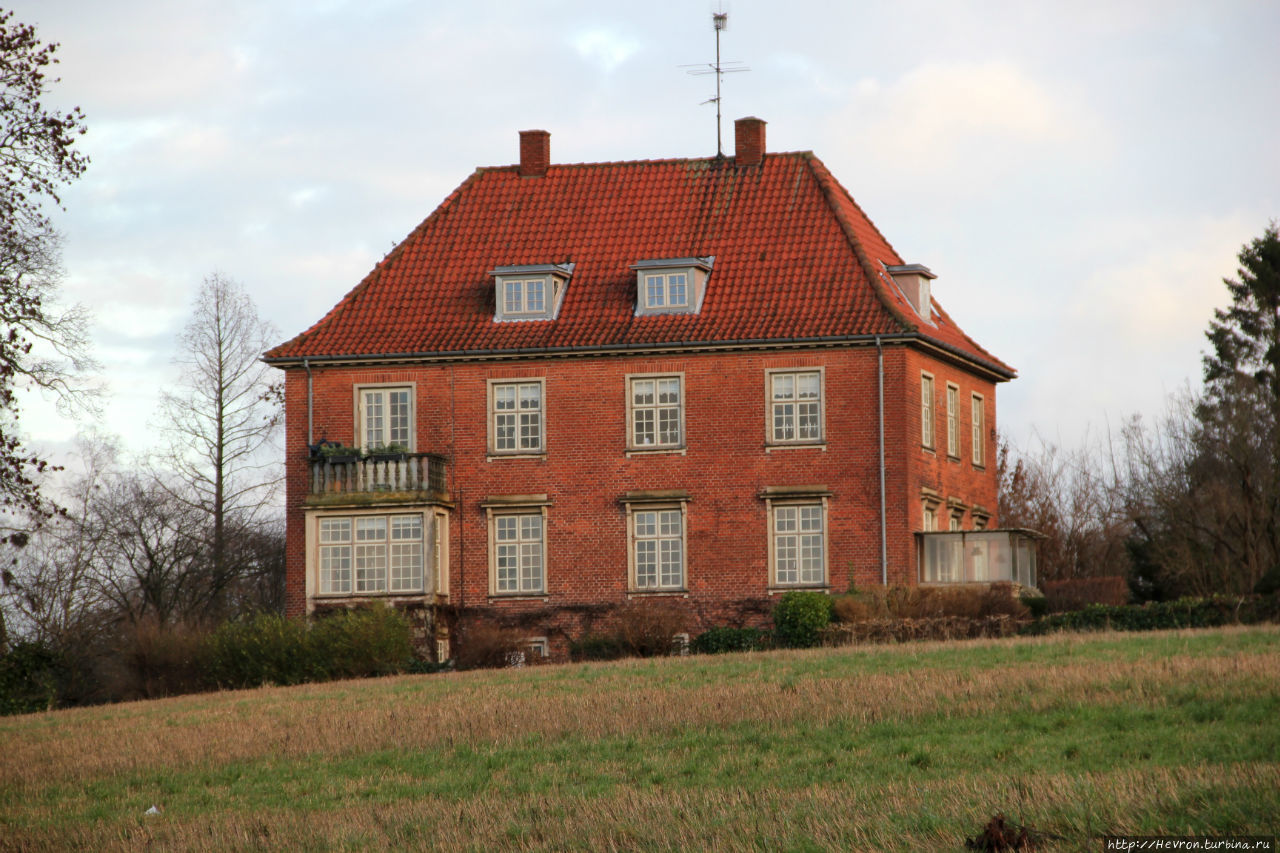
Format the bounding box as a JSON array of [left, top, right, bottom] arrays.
[[734, 117, 766, 167], [519, 129, 550, 177]]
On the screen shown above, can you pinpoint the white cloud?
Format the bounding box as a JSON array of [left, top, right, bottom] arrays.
[[572, 29, 641, 73]]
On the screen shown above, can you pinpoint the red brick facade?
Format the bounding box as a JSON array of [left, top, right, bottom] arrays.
[[269, 120, 1014, 659]]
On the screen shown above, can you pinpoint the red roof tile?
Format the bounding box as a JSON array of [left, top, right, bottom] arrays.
[[266, 151, 1013, 378]]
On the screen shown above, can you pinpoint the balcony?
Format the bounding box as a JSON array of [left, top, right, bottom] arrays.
[[306, 452, 448, 505], [916, 529, 1042, 587]]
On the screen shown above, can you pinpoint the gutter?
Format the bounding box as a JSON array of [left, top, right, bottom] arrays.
[[264, 332, 1016, 381]]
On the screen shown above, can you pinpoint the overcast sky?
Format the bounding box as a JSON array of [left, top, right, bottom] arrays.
[[11, 0, 1280, 463]]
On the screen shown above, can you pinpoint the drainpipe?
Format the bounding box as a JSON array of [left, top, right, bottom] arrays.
[[303, 359, 314, 446], [877, 336, 887, 585]]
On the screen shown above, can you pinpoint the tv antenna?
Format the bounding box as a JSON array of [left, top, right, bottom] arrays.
[[681, 10, 749, 157]]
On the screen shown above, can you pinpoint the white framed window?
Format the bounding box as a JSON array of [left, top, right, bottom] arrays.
[[770, 502, 827, 587], [358, 385, 413, 452], [491, 263, 573, 322], [628, 374, 684, 450], [949, 513, 963, 532], [971, 393, 985, 467], [632, 507, 685, 590], [317, 512, 425, 595], [921, 373, 935, 449], [489, 379, 544, 455], [643, 272, 688, 309], [946, 382, 960, 458], [922, 502, 938, 532], [491, 512, 545, 595], [503, 277, 546, 315], [631, 258, 712, 317], [768, 369, 824, 445]]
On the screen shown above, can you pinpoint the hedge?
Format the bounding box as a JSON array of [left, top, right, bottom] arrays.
[[1020, 594, 1280, 635]]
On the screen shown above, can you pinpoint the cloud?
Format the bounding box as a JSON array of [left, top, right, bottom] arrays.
[[572, 29, 641, 73], [830, 61, 1105, 188]]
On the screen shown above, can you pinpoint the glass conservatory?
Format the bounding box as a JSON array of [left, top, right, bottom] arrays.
[[916, 529, 1042, 587]]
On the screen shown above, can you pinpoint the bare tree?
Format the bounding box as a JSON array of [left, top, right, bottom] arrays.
[[155, 273, 282, 617]]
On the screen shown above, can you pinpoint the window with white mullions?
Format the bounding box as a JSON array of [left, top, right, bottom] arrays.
[[361, 387, 412, 451], [633, 509, 684, 589], [644, 272, 688, 308], [630, 376, 682, 448], [773, 504, 825, 586], [921, 373, 935, 449], [318, 513, 425, 595], [492, 381, 543, 453], [503, 278, 546, 315], [770, 371, 822, 443], [494, 513, 544, 594]]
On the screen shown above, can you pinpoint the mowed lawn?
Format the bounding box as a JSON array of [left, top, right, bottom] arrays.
[[2, 627, 1278, 851]]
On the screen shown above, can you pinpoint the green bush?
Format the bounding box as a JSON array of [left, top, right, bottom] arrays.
[[691, 626, 769, 654], [205, 607, 414, 688], [568, 633, 626, 662], [772, 591, 834, 648], [1021, 595, 1279, 636], [0, 642, 69, 716], [1020, 593, 1050, 619]]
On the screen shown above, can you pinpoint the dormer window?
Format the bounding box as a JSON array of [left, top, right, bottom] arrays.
[[631, 257, 713, 317], [885, 263, 936, 323], [491, 263, 573, 322]]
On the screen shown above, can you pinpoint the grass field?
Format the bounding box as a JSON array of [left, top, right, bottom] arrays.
[[2, 626, 1278, 851]]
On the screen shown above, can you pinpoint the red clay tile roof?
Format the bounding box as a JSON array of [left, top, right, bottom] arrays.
[[266, 151, 1014, 378]]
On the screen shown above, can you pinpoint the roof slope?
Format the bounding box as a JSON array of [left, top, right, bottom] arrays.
[[266, 151, 1012, 377]]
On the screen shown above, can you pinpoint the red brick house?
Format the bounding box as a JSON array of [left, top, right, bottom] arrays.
[[265, 117, 1033, 660]]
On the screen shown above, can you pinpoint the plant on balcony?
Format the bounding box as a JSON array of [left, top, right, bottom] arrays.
[[313, 442, 359, 465], [365, 442, 409, 461]]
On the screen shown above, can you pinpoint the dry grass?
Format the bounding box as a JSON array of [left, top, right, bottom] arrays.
[[2, 626, 1278, 851]]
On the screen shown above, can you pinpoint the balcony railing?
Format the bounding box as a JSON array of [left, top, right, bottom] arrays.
[[916, 529, 1042, 587], [308, 452, 447, 499]]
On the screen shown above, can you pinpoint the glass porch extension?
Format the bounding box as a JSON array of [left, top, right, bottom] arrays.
[[916, 529, 1042, 587]]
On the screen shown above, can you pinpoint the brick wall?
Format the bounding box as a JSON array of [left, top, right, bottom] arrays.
[[281, 343, 1000, 641]]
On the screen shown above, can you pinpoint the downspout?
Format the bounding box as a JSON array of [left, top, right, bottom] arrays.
[[303, 358, 314, 446], [877, 336, 887, 586]]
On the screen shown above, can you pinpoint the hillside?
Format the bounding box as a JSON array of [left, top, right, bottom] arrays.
[[2, 627, 1278, 851]]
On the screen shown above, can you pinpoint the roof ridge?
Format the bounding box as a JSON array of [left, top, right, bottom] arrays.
[[479, 149, 816, 174], [803, 153, 916, 335]]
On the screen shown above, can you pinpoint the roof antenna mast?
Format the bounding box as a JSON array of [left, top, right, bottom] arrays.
[[683, 9, 748, 157]]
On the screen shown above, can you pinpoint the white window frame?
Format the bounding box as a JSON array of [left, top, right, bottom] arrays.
[[766, 368, 825, 446], [626, 373, 685, 452], [971, 393, 985, 467], [314, 510, 428, 596], [768, 499, 829, 588], [488, 378, 546, 456], [921, 373, 935, 450], [946, 382, 960, 459], [503, 277, 547, 316], [624, 499, 688, 592], [921, 501, 938, 532], [481, 494, 547, 594], [356, 384, 414, 453], [643, 272, 689, 309]]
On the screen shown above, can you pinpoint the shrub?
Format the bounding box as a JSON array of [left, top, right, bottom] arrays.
[[116, 617, 215, 699], [1042, 576, 1130, 612], [454, 622, 529, 670], [1021, 592, 1050, 619], [0, 641, 69, 716], [772, 590, 833, 648], [1021, 594, 1278, 636], [615, 599, 691, 657], [205, 612, 312, 688], [309, 606, 414, 679], [568, 633, 626, 662], [691, 626, 769, 654], [1255, 566, 1280, 597], [833, 584, 1028, 623]]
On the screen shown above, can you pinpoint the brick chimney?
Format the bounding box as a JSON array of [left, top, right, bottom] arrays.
[[519, 129, 550, 177], [734, 117, 766, 167]]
